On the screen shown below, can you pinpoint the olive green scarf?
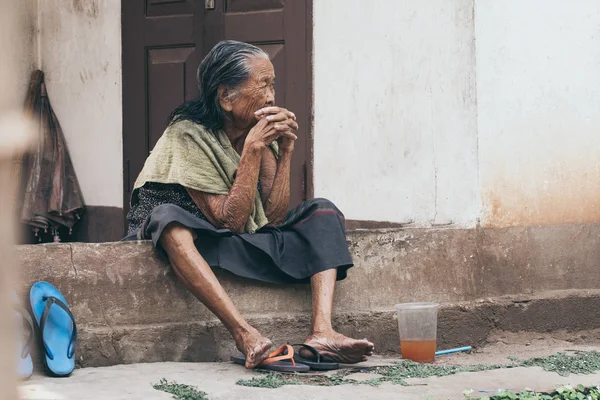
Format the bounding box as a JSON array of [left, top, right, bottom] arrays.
[[133, 120, 276, 233]]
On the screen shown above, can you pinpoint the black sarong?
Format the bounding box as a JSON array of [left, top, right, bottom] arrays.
[[124, 198, 353, 284]]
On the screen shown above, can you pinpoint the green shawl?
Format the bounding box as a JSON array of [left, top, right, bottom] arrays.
[[133, 120, 276, 233]]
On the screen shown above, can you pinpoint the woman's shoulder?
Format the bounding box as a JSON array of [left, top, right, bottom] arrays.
[[163, 119, 219, 143], [166, 119, 210, 134]]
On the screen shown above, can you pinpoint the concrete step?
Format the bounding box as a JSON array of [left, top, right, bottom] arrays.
[[15, 223, 600, 367]]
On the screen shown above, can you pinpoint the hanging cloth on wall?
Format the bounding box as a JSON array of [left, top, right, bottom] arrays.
[[18, 70, 85, 242]]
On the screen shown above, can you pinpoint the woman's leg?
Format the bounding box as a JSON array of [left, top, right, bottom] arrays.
[[160, 223, 272, 368], [304, 268, 375, 363]]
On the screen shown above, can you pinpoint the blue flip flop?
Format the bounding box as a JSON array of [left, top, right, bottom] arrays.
[[13, 292, 33, 380], [29, 282, 77, 377]]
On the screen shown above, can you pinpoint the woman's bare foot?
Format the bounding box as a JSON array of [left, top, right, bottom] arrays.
[[302, 331, 374, 364], [234, 326, 273, 368]]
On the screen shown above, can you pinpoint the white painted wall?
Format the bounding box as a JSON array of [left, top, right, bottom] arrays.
[[314, 0, 600, 228], [476, 0, 600, 227], [22, 0, 600, 227], [1, 0, 36, 114], [313, 0, 480, 226], [39, 0, 122, 208]]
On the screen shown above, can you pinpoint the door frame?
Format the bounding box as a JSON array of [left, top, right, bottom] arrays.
[[304, 0, 315, 201], [121, 0, 314, 230]]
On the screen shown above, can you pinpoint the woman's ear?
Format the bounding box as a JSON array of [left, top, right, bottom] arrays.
[[218, 86, 233, 112]]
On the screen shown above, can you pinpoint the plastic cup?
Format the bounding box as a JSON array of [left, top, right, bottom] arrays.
[[395, 302, 439, 363]]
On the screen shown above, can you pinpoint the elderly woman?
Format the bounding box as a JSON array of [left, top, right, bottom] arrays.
[[125, 40, 374, 369]]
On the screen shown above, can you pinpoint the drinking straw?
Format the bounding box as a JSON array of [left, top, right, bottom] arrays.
[[435, 346, 472, 356]]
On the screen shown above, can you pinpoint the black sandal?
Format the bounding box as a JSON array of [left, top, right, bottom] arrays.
[[291, 343, 339, 371]]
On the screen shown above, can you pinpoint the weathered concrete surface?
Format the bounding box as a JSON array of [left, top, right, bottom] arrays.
[[26, 365, 600, 400], [65, 290, 600, 367], [18, 333, 600, 400], [476, 1, 600, 229], [16, 224, 600, 367]]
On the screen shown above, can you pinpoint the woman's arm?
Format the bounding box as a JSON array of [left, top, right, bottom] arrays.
[[254, 107, 297, 226], [258, 147, 277, 203], [187, 141, 262, 233], [186, 117, 291, 233], [188, 109, 297, 232], [262, 148, 293, 226]]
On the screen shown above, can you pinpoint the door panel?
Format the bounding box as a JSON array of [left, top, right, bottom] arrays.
[[259, 44, 285, 104], [226, 0, 284, 13], [122, 0, 312, 222], [123, 0, 201, 202], [224, 11, 284, 42], [147, 47, 196, 149], [146, 0, 193, 17], [144, 18, 194, 46]]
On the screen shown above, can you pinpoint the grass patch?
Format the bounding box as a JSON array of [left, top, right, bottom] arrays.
[[235, 351, 600, 389], [520, 351, 600, 376], [234, 360, 516, 388], [236, 369, 361, 388], [464, 384, 600, 400], [372, 360, 516, 386], [153, 379, 209, 400], [236, 372, 302, 389]]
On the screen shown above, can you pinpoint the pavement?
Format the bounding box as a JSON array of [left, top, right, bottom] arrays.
[[18, 331, 600, 400]]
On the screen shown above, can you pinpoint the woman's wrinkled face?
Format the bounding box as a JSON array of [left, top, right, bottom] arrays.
[[220, 56, 275, 130]]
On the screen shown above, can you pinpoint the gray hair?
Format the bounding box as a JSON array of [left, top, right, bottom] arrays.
[[168, 40, 268, 130]]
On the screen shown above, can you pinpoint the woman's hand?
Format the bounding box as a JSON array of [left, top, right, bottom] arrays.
[[254, 106, 298, 152], [244, 117, 280, 151]]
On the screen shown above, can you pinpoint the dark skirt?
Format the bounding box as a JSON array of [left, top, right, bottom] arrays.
[[123, 198, 354, 284]]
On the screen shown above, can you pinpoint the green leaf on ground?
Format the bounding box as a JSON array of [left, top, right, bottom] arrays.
[[375, 359, 515, 386], [236, 372, 302, 388], [464, 384, 600, 400], [153, 379, 209, 400], [234, 351, 600, 390], [519, 351, 600, 376]]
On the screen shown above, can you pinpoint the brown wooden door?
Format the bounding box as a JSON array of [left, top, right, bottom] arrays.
[[122, 0, 313, 221]]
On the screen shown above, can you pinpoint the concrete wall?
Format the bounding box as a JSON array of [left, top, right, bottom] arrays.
[[39, 0, 122, 209], [476, 1, 600, 227], [313, 0, 600, 228], [313, 0, 480, 226], [20, 0, 600, 233], [1, 0, 36, 114]]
